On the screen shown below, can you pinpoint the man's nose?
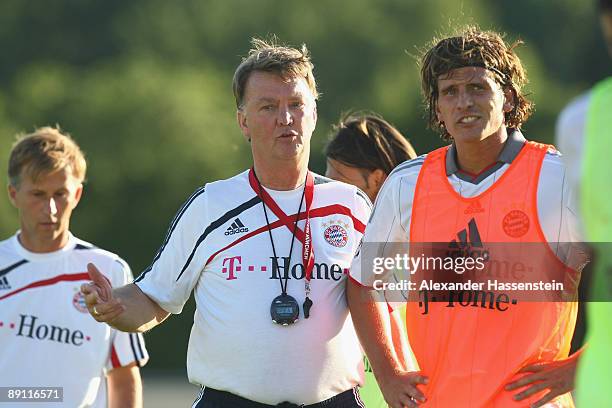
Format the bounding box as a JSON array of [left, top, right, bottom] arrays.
[[456, 89, 474, 109], [43, 197, 58, 216], [277, 107, 293, 126]]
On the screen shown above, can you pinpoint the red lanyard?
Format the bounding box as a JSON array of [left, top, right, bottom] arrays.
[[248, 169, 315, 289]]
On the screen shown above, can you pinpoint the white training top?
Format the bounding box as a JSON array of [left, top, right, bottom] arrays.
[[135, 170, 371, 405], [351, 130, 583, 287], [0, 233, 148, 408], [556, 92, 590, 221]]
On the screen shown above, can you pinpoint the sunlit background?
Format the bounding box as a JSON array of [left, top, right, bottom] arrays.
[[0, 0, 608, 406]]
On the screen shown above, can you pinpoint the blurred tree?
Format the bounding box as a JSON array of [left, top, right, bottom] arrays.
[[0, 0, 606, 371]]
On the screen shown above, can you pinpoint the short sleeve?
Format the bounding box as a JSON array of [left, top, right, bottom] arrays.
[[555, 92, 590, 217], [352, 188, 373, 239], [349, 174, 411, 287], [537, 153, 588, 272], [106, 331, 149, 371], [106, 260, 149, 371], [134, 186, 209, 314]]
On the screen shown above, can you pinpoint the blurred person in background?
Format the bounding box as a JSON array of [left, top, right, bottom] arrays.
[[0, 127, 147, 407], [81, 38, 372, 407], [325, 113, 417, 202], [325, 112, 417, 407], [556, 0, 612, 405], [348, 27, 587, 408]]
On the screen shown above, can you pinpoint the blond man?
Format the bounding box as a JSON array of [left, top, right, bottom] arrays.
[[1, 127, 147, 407], [81, 39, 371, 407]]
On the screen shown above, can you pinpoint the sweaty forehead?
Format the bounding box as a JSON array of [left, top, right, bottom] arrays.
[[437, 66, 496, 85], [20, 165, 80, 187], [244, 71, 314, 101]]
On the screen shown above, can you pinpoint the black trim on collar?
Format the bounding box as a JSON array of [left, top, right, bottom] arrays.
[[445, 129, 527, 177], [454, 162, 506, 184], [314, 175, 333, 185]]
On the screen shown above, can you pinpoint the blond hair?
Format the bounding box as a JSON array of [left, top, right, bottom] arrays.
[[232, 37, 318, 108], [8, 126, 86, 187]]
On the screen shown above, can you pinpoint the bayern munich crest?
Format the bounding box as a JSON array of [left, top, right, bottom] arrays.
[[73, 291, 88, 313], [323, 221, 349, 247]]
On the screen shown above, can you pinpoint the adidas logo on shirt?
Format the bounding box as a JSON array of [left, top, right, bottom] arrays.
[[449, 218, 484, 249], [225, 218, 249, 236], [464, 200, 485, 215], [0, 276, 11, 290], [447, 217, 489, 262]]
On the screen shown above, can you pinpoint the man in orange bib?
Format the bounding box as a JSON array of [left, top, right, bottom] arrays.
[[347, 27, 586, 408]]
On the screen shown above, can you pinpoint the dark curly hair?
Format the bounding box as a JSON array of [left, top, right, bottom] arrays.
[[419, 26, 533, 140]]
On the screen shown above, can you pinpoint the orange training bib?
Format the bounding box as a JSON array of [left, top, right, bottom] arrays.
[[407, 142, 577, 407]]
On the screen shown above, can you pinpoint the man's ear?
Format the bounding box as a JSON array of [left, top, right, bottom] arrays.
[[73, 183, 83, 207], [435, 101, 443, 124], [503, 87, 516, 113], [365, 169, 387, 203], [369, 169, 387, 189], [7, 184, 17, 207], [237, 109, 251, 142]]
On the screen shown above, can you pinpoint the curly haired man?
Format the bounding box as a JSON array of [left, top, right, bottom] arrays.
[[348, 27, 586, 408]]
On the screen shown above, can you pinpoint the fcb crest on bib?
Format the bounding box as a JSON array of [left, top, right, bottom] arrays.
[[502, 210, 530, 238], [323, 220, 349, 247], [72, 290, 88, 313]]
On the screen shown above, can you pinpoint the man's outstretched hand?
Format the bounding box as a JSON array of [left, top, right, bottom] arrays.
[[81, 263, 125, 323]]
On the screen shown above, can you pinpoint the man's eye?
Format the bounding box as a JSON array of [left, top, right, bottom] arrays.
[[442, 88, 455, 96], [290, 101, 305, 108], [261, 105, 275, 111]]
